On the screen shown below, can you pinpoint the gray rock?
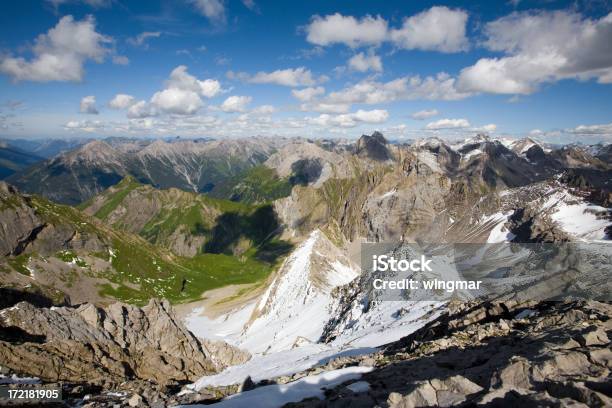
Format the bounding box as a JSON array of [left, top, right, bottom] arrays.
[[0, 298, 247, 387], [128, 393, 143, 407]]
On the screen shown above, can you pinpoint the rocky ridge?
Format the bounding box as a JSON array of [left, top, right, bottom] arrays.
[[0, 298, 249, 407], [206, 299, 611, 408], [7, 137, 286, 205]]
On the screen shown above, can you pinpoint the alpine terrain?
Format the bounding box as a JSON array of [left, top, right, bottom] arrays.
[[1, 1, 612, 407], [0, 133, 610, 407]]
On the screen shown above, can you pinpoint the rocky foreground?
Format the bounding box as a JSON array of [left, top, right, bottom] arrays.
[[0, 297, 249, 407], [185, 299, 612, 407], [1, 296, 610, 407], [279, 299, 611, 407]]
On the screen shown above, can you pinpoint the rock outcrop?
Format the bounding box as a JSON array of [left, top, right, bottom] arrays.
[[0, 298, 249, 389], [355, 131, 393, 161], [0, 181, 106, 257], [284, 299, 612, 407]]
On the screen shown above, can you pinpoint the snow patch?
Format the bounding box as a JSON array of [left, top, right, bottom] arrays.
[[486, 212, 516, 243], [0, 374, 41, 384], [378, 189, 397, 200], [551, 200, 610, 240], [189, 366, 373, 408], [346, 381, 370, 393], [462, 148, 482, 161]]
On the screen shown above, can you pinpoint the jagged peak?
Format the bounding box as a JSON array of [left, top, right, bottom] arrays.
[[355, 131, 392, 161], [60, 139, 122, 164], [413, 137, 450, 149]]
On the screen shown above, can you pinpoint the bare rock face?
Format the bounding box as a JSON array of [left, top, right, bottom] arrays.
[[361, 151, 451, 242], [0, 182, 43, 256], [355, 131, 392, 161], [0, 299, 249, 387], [0, 182, 106, 257], [505, 207, 571, 243], [287, 299, 612, 408]]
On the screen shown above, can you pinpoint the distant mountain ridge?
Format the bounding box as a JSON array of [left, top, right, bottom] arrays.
[[0, 142, 43, 179], [6, 134, 611, 207], [7, 137, 289, 205]]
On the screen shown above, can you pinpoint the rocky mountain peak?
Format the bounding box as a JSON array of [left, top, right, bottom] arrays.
[[355, 131, 392, 161], [60, 139, 123, 166], [472, 133, 491, 143]]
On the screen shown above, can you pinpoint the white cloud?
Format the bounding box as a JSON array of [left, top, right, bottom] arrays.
[[79, 95, 98, 114], [231, 67, 320, 87], [115, 66, 221, 118], [308, 109, 389, 128], [529, 129, 544, 136], [252, 104, 276, 115], [458, 54, 552, 94], [569, 123, 612, 135], [166, 65, 222, 98], [351, 109, 388, 123], [220, 95, 252, 112], [0, 15, 111, 82], [127, 100, 155, 118], [151, 88, 202, 115], [305, 13, 388, 48], [300, 103, 350, 114], [389, 6, 469, 52], [112, 55, 129, 65], [411, 109, 439, 120], [215, 56, 231, 66], [473, 123, 497, 132], [127, 31, 161, 48], [190, 0, 226, 24], [109, 94, 135, 109], [64, 119, 104, 132], [242, 0, 257, 11], [458, 10, 612, 94], [291, 86, 325, 102], [425, 118, 470, 130], [325, 73, 471, 107], [348, 51, 383, 72], [305, 7, 469, 53]]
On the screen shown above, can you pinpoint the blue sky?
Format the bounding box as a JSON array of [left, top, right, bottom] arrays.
[[0, 0, 611, 142]]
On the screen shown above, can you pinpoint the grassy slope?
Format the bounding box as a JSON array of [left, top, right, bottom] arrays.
[[209, 164, 292, 204], [73, 178, 293, 304], [3, 191, 284, 306]]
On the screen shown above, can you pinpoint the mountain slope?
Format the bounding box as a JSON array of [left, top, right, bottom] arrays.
[[0, 182, 283, 306], [3, 138, 91, 158], [7, 138, 288, 205], [80, 176, 293, 260], [0, 142, 44, 179]]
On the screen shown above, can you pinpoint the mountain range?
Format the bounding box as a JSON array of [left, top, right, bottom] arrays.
[[0, 132, 610, 407]]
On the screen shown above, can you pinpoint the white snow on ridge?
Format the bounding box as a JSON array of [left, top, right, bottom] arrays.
[[0, 374, 40, 384], [190, 344, 375, 389], [186, 231, 445, 391], [486, 211, 516, 243], [236, 230, 358, 354], [462, 148, 483, 161], [540, 190, 610, 240], [550, 200, 610, 240], [329, 300, 442, 349], [186, 230, 360, 355], [186, 366, 373, 408], [185, 302, 256, 343]]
